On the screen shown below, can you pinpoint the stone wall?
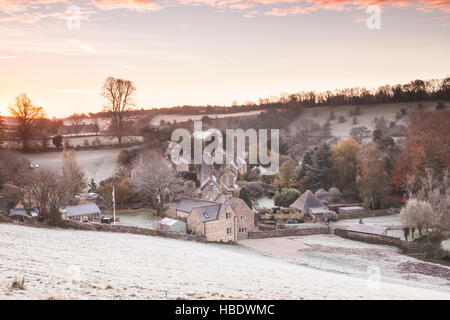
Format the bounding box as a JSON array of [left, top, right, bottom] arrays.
[[337, 208, 399, 220], [259, 212, 304, 221], [60, 221, 206, 242], [335, 228, 406, 248], [248, 225, 330, 239]]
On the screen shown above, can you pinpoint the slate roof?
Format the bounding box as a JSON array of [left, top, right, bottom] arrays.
[[196, 204, 228, 222], [177, 198, 229, 222], [64, 203, 101, 217], [176, 198, 218, 213], [10, 208, 31, 218], [225, 197, 246, 211], [290, 190, 326, 211], [201, 189, 223, 202]]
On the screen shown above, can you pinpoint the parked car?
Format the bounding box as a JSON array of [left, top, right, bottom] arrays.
[[87, 193, 99, 200]]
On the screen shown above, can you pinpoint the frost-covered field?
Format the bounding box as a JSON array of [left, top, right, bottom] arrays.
[[1, 224, 449, 300], [22, 149, 124, 183], [289, 101, 440, 139], [150, 111, 264, 126], [240, 235, 450, 297]]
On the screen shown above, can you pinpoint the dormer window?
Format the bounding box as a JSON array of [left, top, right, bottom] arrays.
[[226, 212, 231, 219]]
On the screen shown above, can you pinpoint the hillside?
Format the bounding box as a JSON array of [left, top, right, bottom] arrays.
[[1, 224, 449, 300], [288, 101, 444, 139]]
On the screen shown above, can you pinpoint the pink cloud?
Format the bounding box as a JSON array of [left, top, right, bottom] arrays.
[[0, 0, 448, 21]]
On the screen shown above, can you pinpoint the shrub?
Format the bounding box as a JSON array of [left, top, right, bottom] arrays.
[[179, 171, 198, 185], [436, 102, 447, 110], [328, 187, 342, 203], [315, 188, 329, 200], [10, 278, 25, 290], [329, 110, 336, 120], [246, 182, 265, 198], [118, 149, 132, 166], [274, 188, 301, 207], [52, 135, 63, 149]]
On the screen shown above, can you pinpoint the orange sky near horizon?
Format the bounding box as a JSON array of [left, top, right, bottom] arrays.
[[1, 0, 449, 118]]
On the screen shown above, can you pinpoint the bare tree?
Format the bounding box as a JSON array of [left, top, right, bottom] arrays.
[[9, 93, 45, 151], [0, 151, 30, 186], [101, 77, 136, 145], [20, 170, 71, 225], [404, 169, 450, 257], [131, 151, 195, 215], [356, 142, 390, 209], [0, 113, 5, 142], [400, 199, 433, 236], [69, 113, 85, 135], [62, 149, 87, 197]]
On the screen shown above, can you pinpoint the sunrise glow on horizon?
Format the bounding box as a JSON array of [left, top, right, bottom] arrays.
[[1, 0, 449, 118]]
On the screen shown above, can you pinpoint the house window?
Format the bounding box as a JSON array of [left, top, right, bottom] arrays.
[[239, 228, 247, 233], [226, 212, 231, 219], [240, 216, 245, 220], [226, 227, 232, 235]]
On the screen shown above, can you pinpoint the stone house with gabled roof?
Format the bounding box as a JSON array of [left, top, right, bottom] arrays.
[[176, 197, 255, 242], [290, 190, 337, 222]]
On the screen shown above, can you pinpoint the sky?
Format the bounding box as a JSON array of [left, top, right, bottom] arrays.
[[0, 0, 449, 118]]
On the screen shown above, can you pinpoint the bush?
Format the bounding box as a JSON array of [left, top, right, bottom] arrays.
[[280, 207, 296, 214], [274, 188, 301, 207], [52, 135, 63, 149], [329, 111, 335, 120], [179, 171, 198, 185], [436, 102, 447, 110], [315, 188, 329, 200], [328, 187, 342, 203], [245, 182, 265, 198], [118, 149, 132, 166]]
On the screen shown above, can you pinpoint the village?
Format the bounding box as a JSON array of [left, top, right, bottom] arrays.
[[1, 120, 449, 259]]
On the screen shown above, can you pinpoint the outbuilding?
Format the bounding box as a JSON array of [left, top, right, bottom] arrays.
[[62, 203, 101, 222], [160, 218, 187, 233]]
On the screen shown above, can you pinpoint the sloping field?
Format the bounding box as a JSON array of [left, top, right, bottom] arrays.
[[0, 224, 448, 300], [22, 149, 123, 184], [289, 101, 442, 139], [240, 235, 450, 293], [150, 110, 264, 126]]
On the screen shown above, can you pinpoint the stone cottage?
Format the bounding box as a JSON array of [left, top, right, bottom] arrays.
[[290, 190, 337, 222], [176, 197, 255, 242]]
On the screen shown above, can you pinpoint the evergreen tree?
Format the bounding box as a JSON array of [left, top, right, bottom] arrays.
[[239, 187, 252, 209], [304, 144, 334, 192], [298, 150, 313, 179]]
